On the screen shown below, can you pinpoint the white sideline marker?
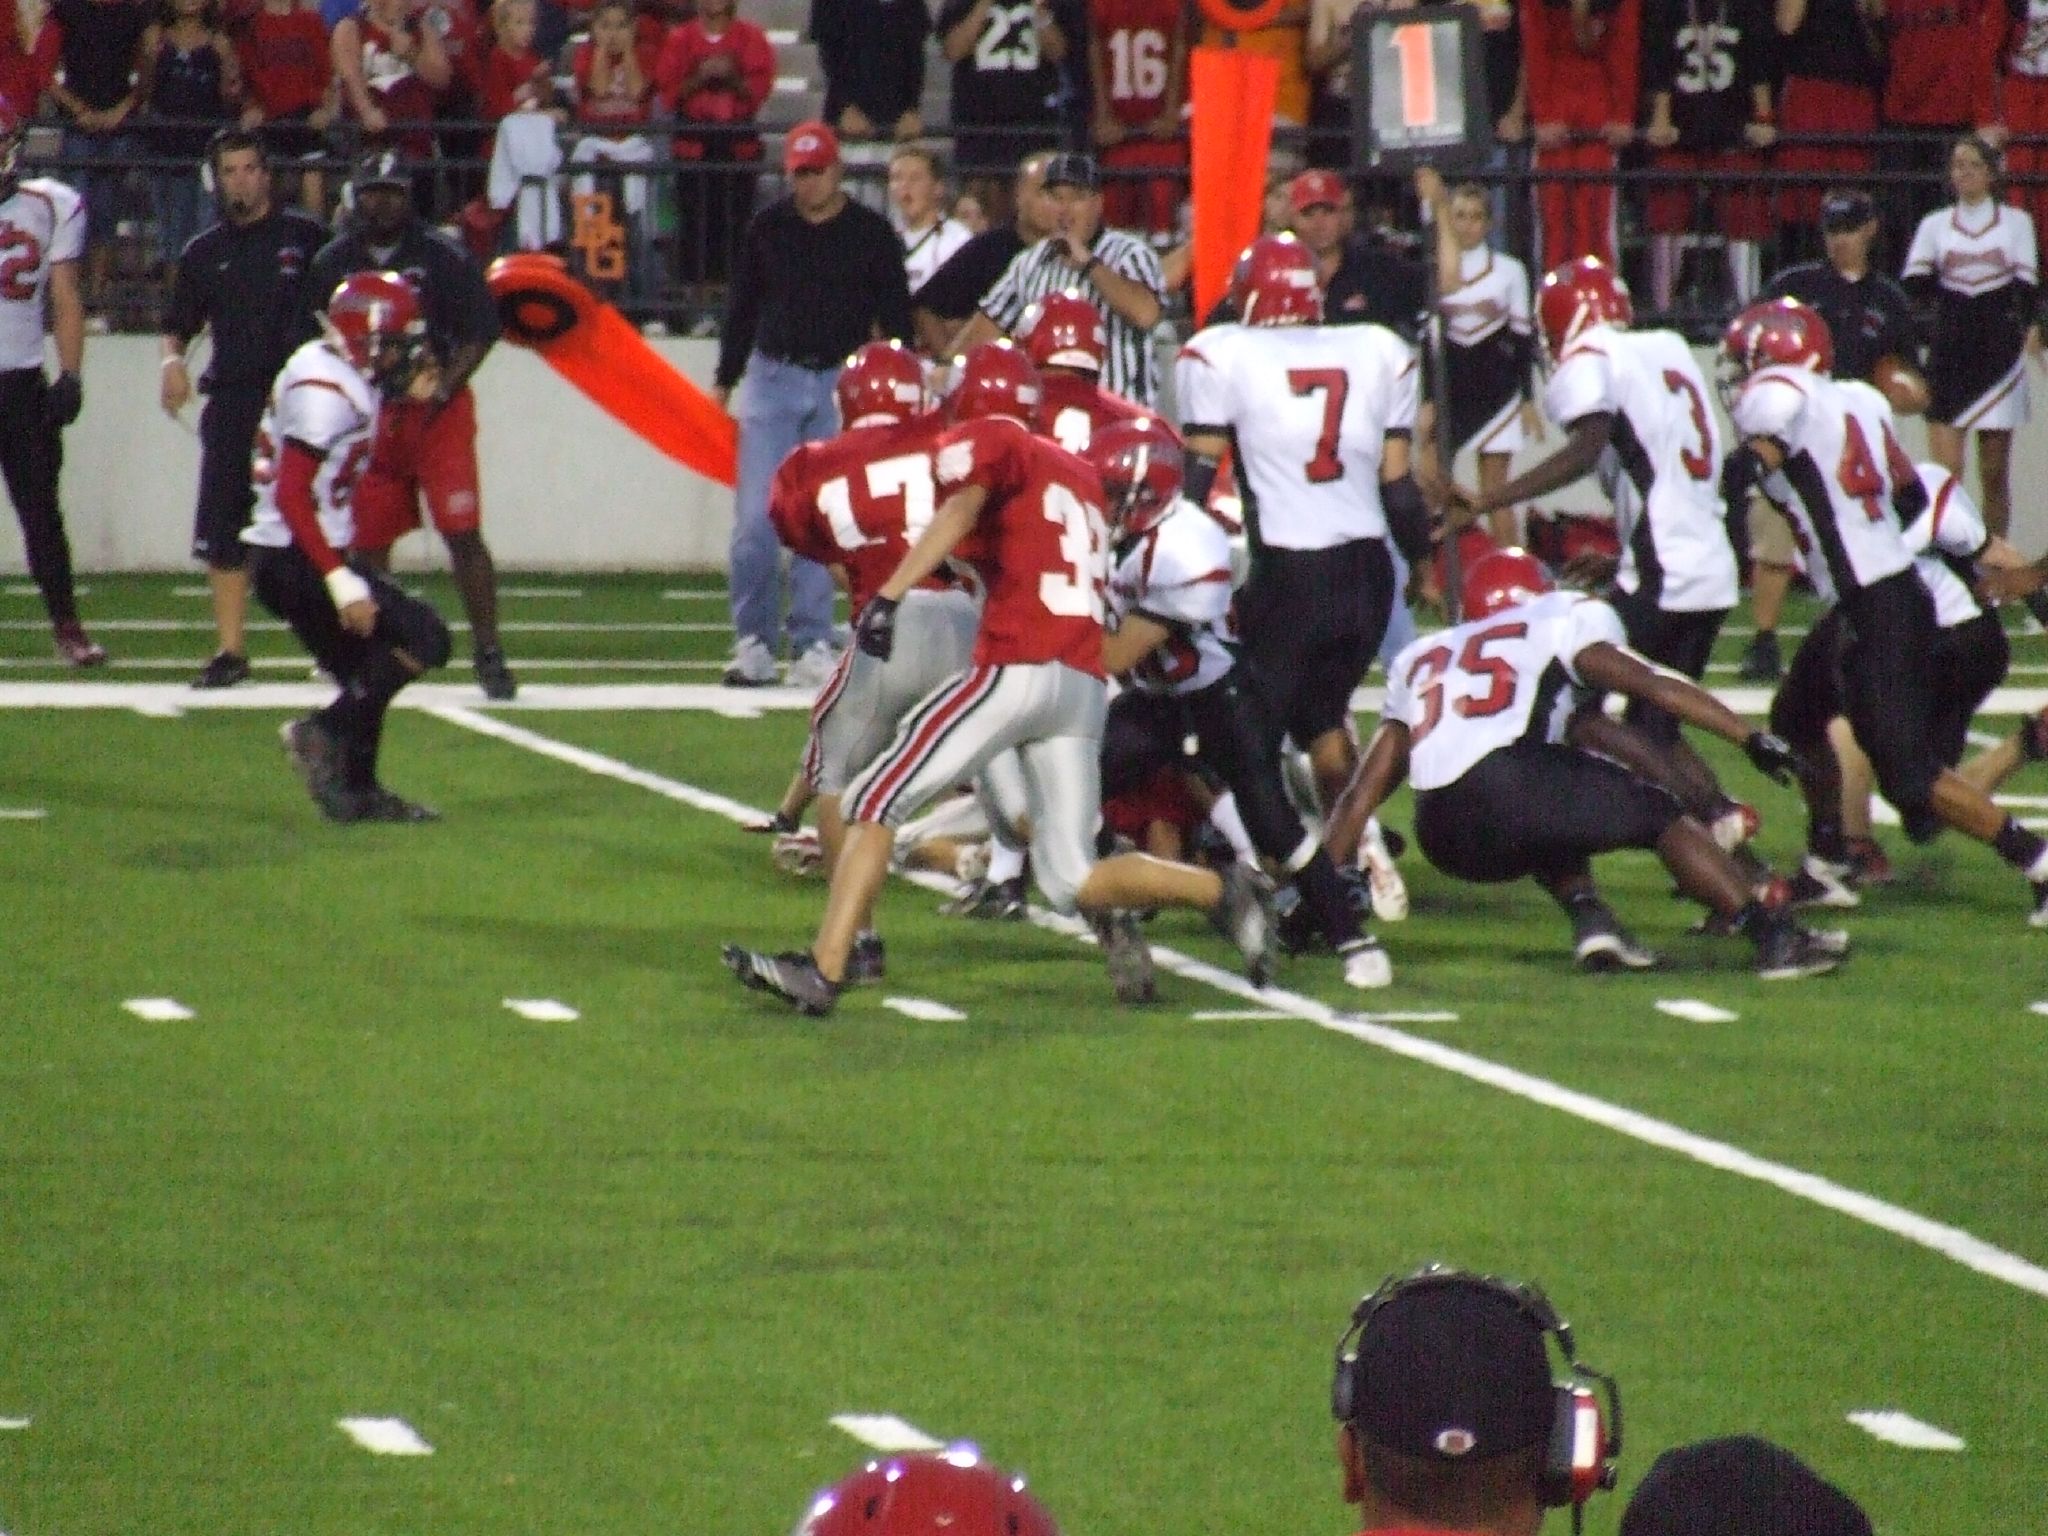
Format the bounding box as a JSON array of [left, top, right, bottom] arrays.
[[2030, 1002, 2048, 1018], [337, 1417, 434, 1456], [123, 997, 195, 1022], [7, 582, 86, 596], [1847, 1410, 1965, 1451], [831, 1414, 945, 1453], [504, 998, 580, 1022], [881, 996, 967, 1023], [0, 1416, 29, 1430], [0, 807, 46, 820], [1655, 999, 1740, 1025]]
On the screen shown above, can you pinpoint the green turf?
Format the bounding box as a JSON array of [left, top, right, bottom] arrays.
[[4, 577, 2047, 1534]]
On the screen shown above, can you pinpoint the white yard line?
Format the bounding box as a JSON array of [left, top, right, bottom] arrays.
[[336, 1417, 433, 1456], [881, 996, 968, 1022], [122, 998, 194, 1022], [830, 1414, 945, 1452], [1654, 999, 1740, 1024], [1846, 1410, 1965, 1451], [503, 998, 580, 1022], [427, 709, 2048, 1304]]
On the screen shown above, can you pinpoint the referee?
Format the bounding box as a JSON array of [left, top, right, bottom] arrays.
[[714, 119, 913, 689], [160, 128, 328, 689], [950, 151, 1166, 406]]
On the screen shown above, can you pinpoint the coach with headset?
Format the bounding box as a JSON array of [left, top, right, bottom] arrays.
[[1327, 1265, 1622, 1535]]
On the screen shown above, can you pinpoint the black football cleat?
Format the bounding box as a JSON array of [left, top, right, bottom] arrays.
[[279, 716, 362, 821], [1571, 904, 1660, 973], [1754, 921, 1845, 980], [357, 786, 441, 823], [52, 621, 107, 667], [938, 875, 1026, 920], [1735, 630, 1782, 682], [1090, 909, 1156, 1004], [844, 931, 886, 985], [1786, 854, 1861, 910], [191, 650, 251, 689], [473, 646, 518, 701], [722, 944, 840, 1015]]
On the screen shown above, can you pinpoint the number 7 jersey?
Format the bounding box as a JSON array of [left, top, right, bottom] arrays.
[[1384, 591, 1628, 790]]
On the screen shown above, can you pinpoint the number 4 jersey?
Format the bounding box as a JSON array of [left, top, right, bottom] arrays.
[[768, 413, 950, 617], [1384, 590, 1628, 790], [241, 338, 379, 561], [0, 178, 84, 368]]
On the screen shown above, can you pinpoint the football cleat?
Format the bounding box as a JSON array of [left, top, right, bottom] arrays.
[[1090, 909, 1156, 1004], [939, 875, 1026, 920], [1339, 936, 1394, 989], [1786, 854, 1861, 910], [52, 621, 107, 667], [1211, 861, 1277, 987], [845, 931, 886, 985], [786, 641, 843, 694], [1571, 909, 1661, 973], [1753, 921, 1845, 980], [356, 786, 440, 823], [772, 828, 824, 877], [1359, 817, 1409, 921], [191, 650, 251, 689], [473, 646, 517, 701], [279, 715, 361, 821], [1735, 631, 1782, 682], [721, 944, 840, 1015], [1844, 835, 1894, 887]]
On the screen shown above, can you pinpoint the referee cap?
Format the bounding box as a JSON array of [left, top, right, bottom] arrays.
[[784, 120, 840, 173], [1042, 152, 1099, 192]]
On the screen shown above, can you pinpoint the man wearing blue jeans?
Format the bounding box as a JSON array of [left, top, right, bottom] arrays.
[[712, 120, 913, 688]]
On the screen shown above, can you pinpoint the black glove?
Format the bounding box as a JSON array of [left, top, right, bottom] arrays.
[[1744, 729, 1806, 785], [44, 372, 82, 430], [854, 595, 899, 660]]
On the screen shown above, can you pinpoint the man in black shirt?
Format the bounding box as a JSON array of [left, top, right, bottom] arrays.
[[714, 120, 912, 688], [303, 152, 516, 701], [1734, 187, 1925, 681], [1288, 171, 1427, 341], [51, 0, 153, 312], [161, 130, 329, 689], [911, 149, 1056, 356]]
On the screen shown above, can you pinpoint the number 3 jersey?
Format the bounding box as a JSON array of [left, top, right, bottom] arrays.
[[1542, 323, 1737, 611], [933, 415, 1112, 677], [0, 178, 84, 370], [1384, 591, 1627, 790], [242, 339, 379, 559], [768, 412, 950, 617], [1174, 320, 1417, 551], [1108, 498, 1237, 696]]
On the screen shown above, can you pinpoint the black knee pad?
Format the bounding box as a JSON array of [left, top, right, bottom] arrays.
[[387, 600, 452, 670]]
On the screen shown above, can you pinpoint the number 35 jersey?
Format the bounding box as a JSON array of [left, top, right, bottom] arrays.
[[1543, 324, 1737, 612], [1174, 320, 1417, 550], [1384, 591, 1627, 790]]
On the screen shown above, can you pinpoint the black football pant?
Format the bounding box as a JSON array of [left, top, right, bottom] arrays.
[[0, 367, 79, 626], [249, 544, 453, 789]]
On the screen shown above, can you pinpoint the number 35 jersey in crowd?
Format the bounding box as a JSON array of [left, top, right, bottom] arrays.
[[932, 415, 1112, 677], [1174, 320, 1417, 550], [0, 178, 84, 369], [1384, 591, 1627, 790], [1543, 323, 1736, 612], [768, 413, 950, 617], [1108, 499, 1237, 695], [242, 339, 379, 556]]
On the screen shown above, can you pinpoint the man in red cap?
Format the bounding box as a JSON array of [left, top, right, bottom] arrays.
[[1286, 169, 1426, 338], [713, 118, 914, 689]]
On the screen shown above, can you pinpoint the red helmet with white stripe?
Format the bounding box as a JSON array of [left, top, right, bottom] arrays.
[[795, 1451, 1060, 1536], [1228, 233, 1322, 327], [1536, 256, 1632, 362], [1719, 297, 1835, 391], [1461, 547, 1554, 620], [837, 339, 926, 428], [325, 270, 428, 392], [950, 339, 1042, 429], [1018, 290, 1107, 376], [1084, 414, 1184, 540]]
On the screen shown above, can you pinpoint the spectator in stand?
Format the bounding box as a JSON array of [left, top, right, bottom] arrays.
[[332, 0, 449, 158], [656, 0, 773, 286], [1199, 1, 1312, 128], [810, 0, 929, 145], [1620, 1436, 1874, 1536], [1771, 0, 1882, 251], [1523, 0, 1638, 267], [1639, 0, 1775, 312], [0, 1, 61, 118], [938, 0, 1070, 219], [954, 188, 990, 232], [471, 0, 555, 122], [1986, 10, 2048, 231], [569, 0, 659, 289], [1476, 0, 1529, 244], [237, 0, 337, 212], [1087, 0, 1187, 239], [889, 142, 972, 296], [141, 0, 243, 273], [1306, 0, 1373, 171], [1878, 0, 2004, 236], [911, 146, 1055, 353], [52, 0, 155, 313]]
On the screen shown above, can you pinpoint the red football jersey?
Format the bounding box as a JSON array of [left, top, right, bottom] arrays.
[[768, 414, 949, 616], [1090, 0, 1184, 128], [933, 417, 1111, 677], [1039, 369, 1166, 453]]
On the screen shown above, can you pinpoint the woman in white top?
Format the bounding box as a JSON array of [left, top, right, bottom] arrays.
[[888, 142, 973, 301]]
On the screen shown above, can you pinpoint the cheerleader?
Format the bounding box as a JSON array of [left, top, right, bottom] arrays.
[[1902, 134, 2042, 538]]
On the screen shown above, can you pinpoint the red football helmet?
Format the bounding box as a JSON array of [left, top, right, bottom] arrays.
[[325, 270, 428, 391], [1228, 233, 1322, 327], [1461, 547, 1554, 620], [1536, 256, 1632, 361], [1018, 290, 1107, 375], [838, 339, 926, 428], [1084, 413, 1184, 540], [950, 339, 1043, 428], [1719, 298, 1835, 401], [794, 1451, 1060, 1536]]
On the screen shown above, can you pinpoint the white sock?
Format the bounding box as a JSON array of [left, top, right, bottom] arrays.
[[987, 840, 1027, 884], [1208, 791, 1257, 862]]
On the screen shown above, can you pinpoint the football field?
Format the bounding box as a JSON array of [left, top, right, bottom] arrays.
[[4, 574, 2047, 1534]]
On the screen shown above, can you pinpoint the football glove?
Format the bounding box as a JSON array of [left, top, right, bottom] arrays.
[[854, 595, 899, 660], [1744, 730, 1805, 785], [44, 372, 82, 429]]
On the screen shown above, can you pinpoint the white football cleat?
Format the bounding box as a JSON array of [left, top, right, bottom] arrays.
[[1359, 817, 1409, 922], [1339, 937, 1394, 989]]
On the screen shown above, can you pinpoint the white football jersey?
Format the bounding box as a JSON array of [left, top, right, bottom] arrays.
[[1109, 499, 1237, 696], [1440, 245, 1531, 348], [1734, 366, 1916, 605], [1542, 324, 1736, 611], [242, 340, 379, 555], [1904, 461, 1990, 629], [1384, 590, 1627, 791], [0, 178, 84, 370], [1174, 321, 1417, 550], [1903, 201, 2038, 297]]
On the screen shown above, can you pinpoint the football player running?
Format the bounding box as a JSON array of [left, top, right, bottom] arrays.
[[1325, 550, 1842, 979], [1090, 415, 1394, 990], [765, 339, 979, 982], [1723, 297, 2048, 925], [723, 341, 1277, 1015], [243, 273, 454, 822]]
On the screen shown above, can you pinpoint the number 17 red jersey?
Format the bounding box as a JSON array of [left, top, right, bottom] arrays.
[[768, 414, 948, 617]]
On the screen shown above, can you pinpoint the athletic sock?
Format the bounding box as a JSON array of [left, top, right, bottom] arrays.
[[1993, 817, 2048, 878]]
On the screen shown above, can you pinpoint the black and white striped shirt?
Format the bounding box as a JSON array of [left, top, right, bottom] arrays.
[[979, 228, 1165, 405]]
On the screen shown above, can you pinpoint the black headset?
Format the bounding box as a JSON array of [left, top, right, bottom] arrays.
[[1331, 1265, 1623, 1525]]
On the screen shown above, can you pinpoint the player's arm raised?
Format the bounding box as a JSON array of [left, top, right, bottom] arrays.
[[1324, 722, 1411, 867], [1574, 640, 1804, 782]]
